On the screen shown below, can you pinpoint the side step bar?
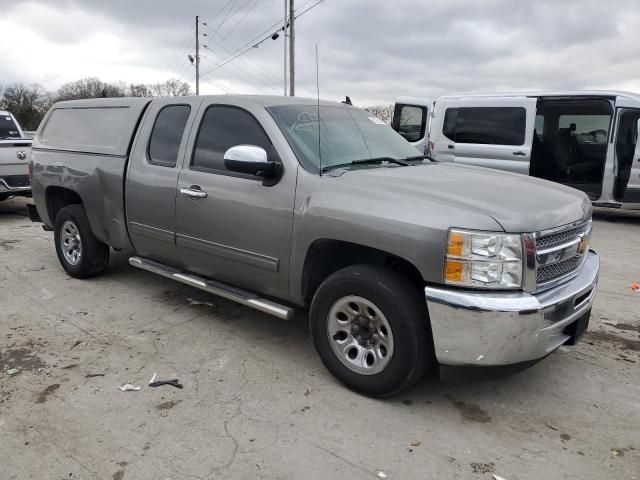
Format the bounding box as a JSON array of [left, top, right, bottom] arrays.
[[129, 256, 294, 320]]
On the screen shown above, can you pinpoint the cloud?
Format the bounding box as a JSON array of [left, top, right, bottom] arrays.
[[1, 0, 639, 105]]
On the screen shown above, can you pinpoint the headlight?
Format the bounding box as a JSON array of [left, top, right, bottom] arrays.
[[444, 229, 523, 289]]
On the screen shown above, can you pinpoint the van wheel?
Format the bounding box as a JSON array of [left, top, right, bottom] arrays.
[[309, 264, 434, 397], [54, 204, 110, 278]]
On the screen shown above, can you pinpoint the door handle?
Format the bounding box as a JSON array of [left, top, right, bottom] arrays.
[[180, 187, 207, 199], [447, 144, 454, 149], [513, 151, 526, 156]]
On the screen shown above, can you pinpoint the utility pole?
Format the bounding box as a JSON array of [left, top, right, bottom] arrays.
[[195, 15, 200, 95], [283, 0, 287, 96], [289, 0, 295, 96]]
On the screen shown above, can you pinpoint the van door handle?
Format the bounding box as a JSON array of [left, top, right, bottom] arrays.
[[513, 151, 526, 156], [447, 144, 454, 149], [180, 186, 207, 199]]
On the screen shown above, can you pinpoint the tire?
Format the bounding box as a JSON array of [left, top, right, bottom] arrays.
[[309, 264, 435, 397], [54, 204, 110, 278]]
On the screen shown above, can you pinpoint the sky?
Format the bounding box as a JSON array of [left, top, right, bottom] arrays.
[[1, 0, 640, 106]]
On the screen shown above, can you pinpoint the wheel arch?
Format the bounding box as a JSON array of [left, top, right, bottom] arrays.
[[45, 186, 83, 226], [300, 239, 425, 308]]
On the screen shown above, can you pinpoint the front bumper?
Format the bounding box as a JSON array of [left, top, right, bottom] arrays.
[[425, 249, 599, 367]]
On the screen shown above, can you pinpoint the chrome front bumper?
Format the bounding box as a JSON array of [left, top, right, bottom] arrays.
[[425, 250, 599, 367]]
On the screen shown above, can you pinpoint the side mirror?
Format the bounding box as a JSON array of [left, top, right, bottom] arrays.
[[224, 145, 279, 178]]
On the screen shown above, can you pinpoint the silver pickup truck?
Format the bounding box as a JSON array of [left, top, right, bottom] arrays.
[[0, 110, 32, 201], [28, 96, 599, 396]]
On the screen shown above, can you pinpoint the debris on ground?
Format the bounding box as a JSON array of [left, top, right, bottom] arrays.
[[545, 423, 559, 431], [304, 387, 311, 396], [149, 377, 183, 389], [85, 373, 105, 378], [119, 384, 141, 392], [493, 475, 507, 480], [187, 297, 215, 307], [630, 282, 640, 292], [410, 441, 421, 447], [470, 462, 496, 474], [376, 471, 387, 479], [149, 372, 157, 385], [6, 368, 20, 376]]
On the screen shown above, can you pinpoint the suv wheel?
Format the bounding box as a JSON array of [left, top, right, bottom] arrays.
[[54, 204, 110, 278], [309, 264, 434, 397]]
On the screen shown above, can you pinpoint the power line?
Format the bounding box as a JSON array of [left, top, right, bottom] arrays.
[[200, 0, 325, 78], [199, 47, 281, 94], [200, 28, 283, 86], [201, 53, 282, 93], [206, 0, 260, 58]]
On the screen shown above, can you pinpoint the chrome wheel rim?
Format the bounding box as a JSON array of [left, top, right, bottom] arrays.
[[60, 220, 82, 266], [327, 295, 394, 375]]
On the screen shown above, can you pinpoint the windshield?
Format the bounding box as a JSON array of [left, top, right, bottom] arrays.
[[0, 114, 21, 139], [267, 104, 419, 172]]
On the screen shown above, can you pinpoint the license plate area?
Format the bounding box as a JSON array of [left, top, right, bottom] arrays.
[[562, 309, 591, 345]]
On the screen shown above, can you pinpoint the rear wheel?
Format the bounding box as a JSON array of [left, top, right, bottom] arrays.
[[309, 264, 434, 397], [54, 204, 110, 278]]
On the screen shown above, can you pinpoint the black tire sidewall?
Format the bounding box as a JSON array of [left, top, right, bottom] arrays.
[[310, 265, 430, 397], [54, 204, 108, 278]]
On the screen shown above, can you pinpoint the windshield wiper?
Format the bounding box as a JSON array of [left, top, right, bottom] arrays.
[[404, 154, 437, 163], [321, 156, 409, 173]]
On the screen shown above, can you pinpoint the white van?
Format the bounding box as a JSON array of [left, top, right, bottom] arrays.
[[393, 91, 640, 209]]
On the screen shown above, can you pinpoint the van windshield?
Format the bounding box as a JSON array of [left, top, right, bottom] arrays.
[[267, 104, 419, 173], [0, 115, 21, 139]]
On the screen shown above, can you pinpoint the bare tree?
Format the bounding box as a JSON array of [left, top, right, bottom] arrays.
[[149, 78, 192, 97], [127, 83, 153, 97], [0, 83, 51, 130], [55, 77, 126, 102], [364, 104, 395, 125]]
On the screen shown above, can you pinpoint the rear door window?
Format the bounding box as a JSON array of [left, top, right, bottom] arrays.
[[443, 107, 526, 145], [394, 104, 427, 142], [0, 115, 20, 138], [148, 105, 191, 167]]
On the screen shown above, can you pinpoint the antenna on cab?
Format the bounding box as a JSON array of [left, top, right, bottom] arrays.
[[316, 44, 322, 176]]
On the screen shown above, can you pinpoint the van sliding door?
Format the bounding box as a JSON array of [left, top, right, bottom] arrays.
[[442, 97, 537, 175], [616, 112, 640, 206]]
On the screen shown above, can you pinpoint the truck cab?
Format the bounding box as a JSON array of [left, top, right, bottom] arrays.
[[393, 91, 640, 210]]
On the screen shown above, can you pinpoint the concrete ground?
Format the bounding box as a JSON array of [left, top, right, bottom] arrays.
[[0, 196, 638, 480]]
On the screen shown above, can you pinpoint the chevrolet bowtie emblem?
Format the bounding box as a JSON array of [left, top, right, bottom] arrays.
[[577, 232, 589, 255]]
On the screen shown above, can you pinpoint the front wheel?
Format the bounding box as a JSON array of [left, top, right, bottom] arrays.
[[309, 264, 435, 397], [54, 204, 110, 278]]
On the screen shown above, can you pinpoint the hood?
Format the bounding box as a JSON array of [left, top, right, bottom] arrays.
[[333, 163, 591, 233]]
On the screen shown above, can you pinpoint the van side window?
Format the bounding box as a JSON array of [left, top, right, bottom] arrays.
[[443, 108, 458, 141], [443, 107, 526, 146], [148, 105, 191, 167], [395, 105, 426, 142], [192, 106, 272, 175], [558, 114, 610, 145]]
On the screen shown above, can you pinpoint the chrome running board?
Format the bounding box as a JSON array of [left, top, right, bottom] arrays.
[[129, 256, 294, 320]]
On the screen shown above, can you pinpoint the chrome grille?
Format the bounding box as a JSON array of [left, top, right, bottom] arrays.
[[535, 223, 589, 250], [536, 255, 582, 284], [534, 219, 591, 288]]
